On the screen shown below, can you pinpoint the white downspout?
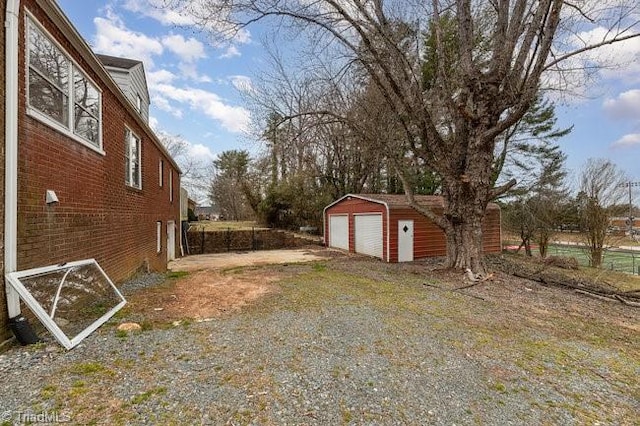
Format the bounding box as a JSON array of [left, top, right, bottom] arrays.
[[5, 0, 21, 318]]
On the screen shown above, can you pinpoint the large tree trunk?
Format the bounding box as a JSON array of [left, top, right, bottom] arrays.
[[445, 218, 485, 272], [441, 177, 491, 273]]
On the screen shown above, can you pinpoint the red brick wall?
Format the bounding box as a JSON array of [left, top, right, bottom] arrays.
[[14, 1, 180, 285]]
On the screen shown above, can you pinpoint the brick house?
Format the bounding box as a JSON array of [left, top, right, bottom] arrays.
[[1, 0, 181, 342]]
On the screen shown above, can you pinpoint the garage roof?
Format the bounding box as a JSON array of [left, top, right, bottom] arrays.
[[330, 194, 499, 210]]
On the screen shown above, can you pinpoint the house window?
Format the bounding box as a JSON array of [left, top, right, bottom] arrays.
[[156, 221, 162, 253], [136, 94, 142, 112], [159, 159, 164, 187], [169, 169, 173, 202], [26, 15, 102, 151], [125, 128, 141, 189]]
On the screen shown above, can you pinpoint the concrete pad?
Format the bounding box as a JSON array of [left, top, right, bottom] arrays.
[[169, 248, 329, 272]]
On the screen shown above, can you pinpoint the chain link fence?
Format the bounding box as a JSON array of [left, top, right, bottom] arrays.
[[550, 244, 640, 275]]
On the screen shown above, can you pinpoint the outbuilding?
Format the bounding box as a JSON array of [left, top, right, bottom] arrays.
[[323, 194, 501, 262]]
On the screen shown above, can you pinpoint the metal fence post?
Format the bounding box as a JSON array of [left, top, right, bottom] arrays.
[[252, 227, 256, 251]]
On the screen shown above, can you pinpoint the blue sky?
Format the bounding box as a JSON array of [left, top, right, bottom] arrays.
[[57, 1, 640, 192]]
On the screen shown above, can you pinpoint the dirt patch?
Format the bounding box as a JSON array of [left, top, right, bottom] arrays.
[[128, 248, 344, 322], [127, 269, 282, 322]]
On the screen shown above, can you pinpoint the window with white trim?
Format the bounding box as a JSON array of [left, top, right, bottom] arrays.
[[136, 94, 142, 112], [27, 15, 102, 150], [125, 128, 142, 189], [156, 221, 162, 253], [159, 159, 164, 187], [169, 169, 173, 202]]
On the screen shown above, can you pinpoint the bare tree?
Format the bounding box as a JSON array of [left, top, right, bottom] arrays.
[[578, 158, 628, 268], [158, 133, 209, 201], [174, 0, 639, 272]]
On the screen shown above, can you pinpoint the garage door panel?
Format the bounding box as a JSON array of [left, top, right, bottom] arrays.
[[355, 214, 383, 259], [329, 215, 349, 250]]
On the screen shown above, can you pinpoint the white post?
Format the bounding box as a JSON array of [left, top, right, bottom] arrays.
[[5, 0, 22, 318]]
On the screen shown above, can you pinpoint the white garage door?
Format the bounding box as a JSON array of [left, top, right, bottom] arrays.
[[354, 214, 383, 259], [328, 215, 349, 250]]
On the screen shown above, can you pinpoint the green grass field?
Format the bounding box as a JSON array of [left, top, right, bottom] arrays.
[[548, 244, 640, 275]]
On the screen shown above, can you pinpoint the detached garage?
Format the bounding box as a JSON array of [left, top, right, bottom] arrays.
[[323, 194, 501, 262]]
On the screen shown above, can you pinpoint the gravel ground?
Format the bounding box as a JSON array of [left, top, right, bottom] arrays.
[[118, 272, 166, 296], [0, 256, 638, 425]]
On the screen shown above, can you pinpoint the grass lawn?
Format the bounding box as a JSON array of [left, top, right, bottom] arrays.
[[546, 244, 640, 276], [503, 232, 640, 247]]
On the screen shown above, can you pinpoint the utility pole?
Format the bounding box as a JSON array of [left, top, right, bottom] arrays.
[[619, 181, 640, 235]]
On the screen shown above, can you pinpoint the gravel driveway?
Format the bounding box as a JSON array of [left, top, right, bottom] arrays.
[[0, 255, 637, 425]]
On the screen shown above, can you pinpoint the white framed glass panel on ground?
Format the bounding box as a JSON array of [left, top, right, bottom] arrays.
[[5, 259, 126, 349]]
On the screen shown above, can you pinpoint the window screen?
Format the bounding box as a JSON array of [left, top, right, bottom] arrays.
[[5, 259, 126, 349]]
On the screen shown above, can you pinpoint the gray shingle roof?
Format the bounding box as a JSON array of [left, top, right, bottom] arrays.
[[96, 53, 141, 70]]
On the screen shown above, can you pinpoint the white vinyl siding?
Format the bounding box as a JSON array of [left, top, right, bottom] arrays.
[[26, 14, 103, 152], [125, 128, 142, 189], [328, 215, 349, 250], [354, 214, 383, 259]]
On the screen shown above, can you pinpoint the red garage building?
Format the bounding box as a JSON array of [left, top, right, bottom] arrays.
[[323, 194, 501, 262]]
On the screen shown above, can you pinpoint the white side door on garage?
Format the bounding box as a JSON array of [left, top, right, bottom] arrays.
[[398, 220, 414, 262], [328, 215, 349, 250], [354, 214, 383, 259]]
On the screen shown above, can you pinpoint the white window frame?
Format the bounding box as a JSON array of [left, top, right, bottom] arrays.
[[25, 12, 104, 155], [157, 221, 162, 253], [169, 169, 173, 202], [125, 127, 142, 189], [159, 159, 164, 187], [5, 259, 126, 350], [136, 94, 142, 112]]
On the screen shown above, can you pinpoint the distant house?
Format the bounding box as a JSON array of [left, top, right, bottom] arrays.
[[188, 198, 197, 213], [195, 206, 217, 221], [1, 0, 181, 342]]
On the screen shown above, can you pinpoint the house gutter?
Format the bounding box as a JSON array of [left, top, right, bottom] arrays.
[[5, 0, 21, 318]]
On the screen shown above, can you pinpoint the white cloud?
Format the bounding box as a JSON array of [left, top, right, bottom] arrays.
[[178, 63, 212, 83], [219, 45, 241, 59], [123, 0, 199, 26], [123, 0, 251, 46], [151, 95, 184, 118], [93, 10, 163, 67], [147, 69, 177, 85], [149, 115, 159, 130], [162, 34, 206, 62], [188, 143, 216, 161], [612, 133, 640, 148], [154, 84, 250, 133], [603, 89, 640, 120], [568, 27, 640, 83], [229, 75, 253, 92]]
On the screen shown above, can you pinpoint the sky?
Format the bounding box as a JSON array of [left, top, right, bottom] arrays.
[[56, 0, 640, 202]]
